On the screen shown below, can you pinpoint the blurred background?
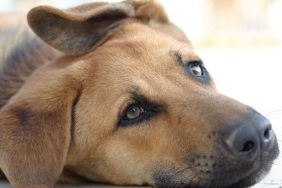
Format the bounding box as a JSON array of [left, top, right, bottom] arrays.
[[0, 0, 282, 187]]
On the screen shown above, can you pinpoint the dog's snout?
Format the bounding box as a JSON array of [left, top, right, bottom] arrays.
[[223, 114, 275, 161]]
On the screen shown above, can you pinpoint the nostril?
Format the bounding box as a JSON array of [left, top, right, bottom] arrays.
[[264, 128, 271, 140], [261, 125, 274, 151], [223, 115, 274, 160], [240, 140, 255, 152]]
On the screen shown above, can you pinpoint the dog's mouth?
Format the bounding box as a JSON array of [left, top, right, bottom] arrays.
[[208, 159, 273, 188], [154, 162, 271, 188], [153, 141, 279, 188]]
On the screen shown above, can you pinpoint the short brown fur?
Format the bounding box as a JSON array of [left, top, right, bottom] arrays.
[[0, 1, 279, 188]]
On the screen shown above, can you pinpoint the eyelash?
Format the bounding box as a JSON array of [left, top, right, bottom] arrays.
[[188, 60, 203, 70]]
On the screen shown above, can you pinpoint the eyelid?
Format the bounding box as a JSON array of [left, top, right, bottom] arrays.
[[118, 105, 157, 127], [186, 60, 204, 66], [117, 94, 165, 128], [170, 48, 201, 64]]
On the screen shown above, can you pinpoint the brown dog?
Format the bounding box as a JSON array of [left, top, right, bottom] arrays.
[[0, 1, 279, 188]]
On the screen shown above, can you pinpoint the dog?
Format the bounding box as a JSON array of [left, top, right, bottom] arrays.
[[0, 0, 279, 187]]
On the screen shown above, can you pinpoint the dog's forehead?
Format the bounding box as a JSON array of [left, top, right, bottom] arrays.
[[90, 23, 196, 69], [79, 23, 206, 95]]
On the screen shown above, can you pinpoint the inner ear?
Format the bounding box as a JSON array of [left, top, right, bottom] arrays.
[[27, 3, 135, 55]]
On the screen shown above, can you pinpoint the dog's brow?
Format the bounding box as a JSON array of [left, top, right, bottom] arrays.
[[169, 49, 184, 66], [131, 91, 165, 112], [169, 45, 200, 65]]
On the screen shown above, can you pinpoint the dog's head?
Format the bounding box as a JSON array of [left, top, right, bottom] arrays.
[[0, 1, 279, 187]]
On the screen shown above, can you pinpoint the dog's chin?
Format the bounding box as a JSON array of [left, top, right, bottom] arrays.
[[215, 161, 273, 188], [154, 164, 271, 188], [154, 143, 279, 188]]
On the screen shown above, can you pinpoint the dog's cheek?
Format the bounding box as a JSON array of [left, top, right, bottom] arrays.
[[96, 139, 153, 185], [96, 122, 185, 185]]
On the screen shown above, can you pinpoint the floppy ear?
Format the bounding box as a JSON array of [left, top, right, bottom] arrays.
[[27, 0, 169, 55], [0, 70, 80, 187], [126, 0, 168, 23], [27, 2, 135, 55]]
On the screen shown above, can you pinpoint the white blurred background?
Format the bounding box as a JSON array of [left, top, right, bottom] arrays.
[[0, 0, 282, 187]]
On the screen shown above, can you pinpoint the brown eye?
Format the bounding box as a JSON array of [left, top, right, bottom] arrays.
[[118, 96, 161, 127], [118, 102, 154, 127], [125, 104, 144, 120]]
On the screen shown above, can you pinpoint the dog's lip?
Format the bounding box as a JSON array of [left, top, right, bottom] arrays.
[[153, 160, 272, 188], [153, 139, 279, 188], [220, 163, 263, 187], [177, 164, 267, 188], [213, 150, 278, 187], [153, 163, 260, 188], [221, 164, 269, 188], [206, 148, 279, 188]]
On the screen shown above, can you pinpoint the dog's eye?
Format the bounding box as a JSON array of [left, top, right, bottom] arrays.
[[185, 60, 211, 84], [118, 98, 161, 127], [189, 61, 203, 77], [125, 104, 144, 120], [117, 93, 163, 128], [190, 64, 203, 76], [119, 103, 147, 127]]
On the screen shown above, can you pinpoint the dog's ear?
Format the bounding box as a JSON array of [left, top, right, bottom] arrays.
[[27, 2, 135, 55], [126, 0, 168, 23], [0, 69, 80, 187], [27, 0, 169, 55]]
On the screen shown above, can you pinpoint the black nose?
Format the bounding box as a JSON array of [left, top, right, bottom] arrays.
[[224, 114, 275, 160]]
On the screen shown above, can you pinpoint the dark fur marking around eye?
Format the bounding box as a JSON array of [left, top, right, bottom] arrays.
[[184, 60, 212, 84], [170, 51, 212, 85], [131, 92, 164, 111], [116, 91, 165, 128]]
